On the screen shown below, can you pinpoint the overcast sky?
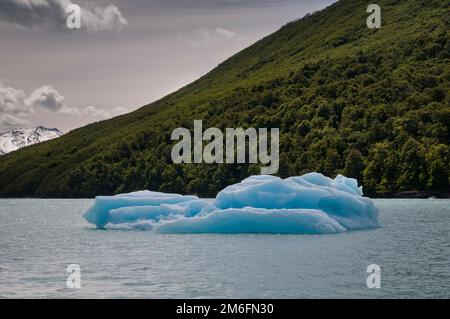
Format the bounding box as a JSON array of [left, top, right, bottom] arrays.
[[0, 0, 335, 133]]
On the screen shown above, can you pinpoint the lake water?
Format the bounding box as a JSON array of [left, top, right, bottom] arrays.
[[0, 199, 448, 298]]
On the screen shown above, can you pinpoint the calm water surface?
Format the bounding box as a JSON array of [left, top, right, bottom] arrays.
[[0, 199, 449, 298]]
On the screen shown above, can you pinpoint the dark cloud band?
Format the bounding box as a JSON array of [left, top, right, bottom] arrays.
[[0, 0, 127, 32]]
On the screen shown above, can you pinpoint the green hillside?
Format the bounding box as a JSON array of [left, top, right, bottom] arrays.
[[0, 0, 449, 198]]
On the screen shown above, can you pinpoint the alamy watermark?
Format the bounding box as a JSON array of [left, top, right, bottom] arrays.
[[366, 264, 381, 289], [66, 4, 81, 29], [66, 264, 81, 289], [366, 4, 381, 29], [171, 120, 279, 174]]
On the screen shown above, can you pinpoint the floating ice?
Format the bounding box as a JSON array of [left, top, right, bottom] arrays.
[[83, 173, 379, 234]]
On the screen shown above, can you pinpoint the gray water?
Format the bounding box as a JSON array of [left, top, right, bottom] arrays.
[[0, 199, 449, 298]]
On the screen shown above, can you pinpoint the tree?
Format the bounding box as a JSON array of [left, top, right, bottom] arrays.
[[426, 144, 449, 189], [342, 149, 364, 181], [398, 138, 427, 191], [363, 142, 398, 194]]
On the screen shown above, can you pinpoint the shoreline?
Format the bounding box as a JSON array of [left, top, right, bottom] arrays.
[[1, 192, 450, 200], [370, 191, 450, 199]]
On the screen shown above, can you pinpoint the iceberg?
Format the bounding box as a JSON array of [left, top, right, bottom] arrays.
[[83, 173, 379, 234]]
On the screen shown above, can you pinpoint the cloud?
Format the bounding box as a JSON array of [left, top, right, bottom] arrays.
[[1, 83, 126, 128], [27, 85, 65, 111], [0, 114, 32, 131], [82, 3, 128, 32], [83, 105, 128, 120], [0, 0, 127, 32], [83, 105, 110, 120], [189, 27, 238, 47], [1, 83, 79, 116], [0, 84, 33, 115], [112, 107, 127, 115], [27, 85, 79, 115], [0, 83, 127, 131], [214, 28, 236, 39]]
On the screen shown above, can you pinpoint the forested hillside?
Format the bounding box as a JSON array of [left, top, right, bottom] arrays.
[[0, 0, 449, 198]]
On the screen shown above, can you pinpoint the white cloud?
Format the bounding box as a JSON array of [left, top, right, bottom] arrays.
[[27, 85, 79, 115], [0, 114, 32, 131], [59, 105, 80, 115], [83, 105, 110, 120], [27, 85, 65, 111], [189, 27, 238, 47], [190, 28, 213, 47], [83, 105, 128, 120], [0, 83, 128, 131], [1, 83, 79, 116], [0, 84, 33, 115], [0, 0, 127, 32], [215, 28, 236, 39], [112, 107, 127, 116], [82, 4, 128, 32], [0, 83, 127, 131]]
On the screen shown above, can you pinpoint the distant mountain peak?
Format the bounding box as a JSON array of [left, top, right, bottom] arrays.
[[0, 127, 63, 155]]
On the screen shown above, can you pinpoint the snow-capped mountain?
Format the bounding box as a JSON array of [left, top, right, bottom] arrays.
[[0, 127, 63, 155]]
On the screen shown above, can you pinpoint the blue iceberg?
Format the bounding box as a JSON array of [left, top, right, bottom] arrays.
[[83, 173, 379, 234]]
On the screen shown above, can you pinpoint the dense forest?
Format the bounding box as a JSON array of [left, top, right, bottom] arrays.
[[0, 0, 449, 198]]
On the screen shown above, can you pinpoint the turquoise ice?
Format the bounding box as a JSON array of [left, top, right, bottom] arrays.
[[83, 173, 379, 234]]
